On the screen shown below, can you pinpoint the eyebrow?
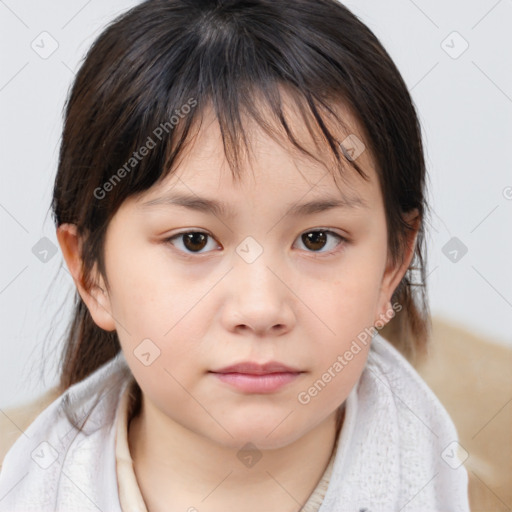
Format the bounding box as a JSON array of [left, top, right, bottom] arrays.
[[140, 192, 369, 218]]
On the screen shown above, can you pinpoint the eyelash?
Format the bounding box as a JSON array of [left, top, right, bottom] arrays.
[[163, 229, 348, 258]]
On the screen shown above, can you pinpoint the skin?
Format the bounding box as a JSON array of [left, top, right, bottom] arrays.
[[57, 99, 419, 512]]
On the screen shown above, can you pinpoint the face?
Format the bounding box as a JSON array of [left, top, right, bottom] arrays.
[[60, 100, 415, 451]]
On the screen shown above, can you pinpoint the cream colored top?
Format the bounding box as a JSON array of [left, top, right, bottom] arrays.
[[115, 380, 338, 512]]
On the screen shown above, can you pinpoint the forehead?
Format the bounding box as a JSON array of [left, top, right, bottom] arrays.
[[135, 90, 380, 211]]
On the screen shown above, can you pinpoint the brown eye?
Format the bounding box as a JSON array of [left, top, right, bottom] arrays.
[[297, 230, 345, 254], [183, 232, 208, 252], [166, 231, 218, 254], [302, 231, 327, 251]]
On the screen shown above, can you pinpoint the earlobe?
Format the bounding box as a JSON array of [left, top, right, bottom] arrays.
[[56, 223, 117, 332]]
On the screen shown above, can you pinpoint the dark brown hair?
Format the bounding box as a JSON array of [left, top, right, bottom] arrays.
[[50, 0, 431, 396]]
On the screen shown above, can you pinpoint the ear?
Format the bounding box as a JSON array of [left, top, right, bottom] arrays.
[[56, 223, 116, 332], [374, 209, 421, 326]]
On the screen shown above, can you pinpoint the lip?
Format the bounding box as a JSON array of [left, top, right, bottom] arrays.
[[212, 361, 302, 374], [211, 372, 301, 393], [209, 361, 303, 393]]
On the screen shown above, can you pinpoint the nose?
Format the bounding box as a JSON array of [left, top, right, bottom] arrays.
[[221, 251, 296, 337]]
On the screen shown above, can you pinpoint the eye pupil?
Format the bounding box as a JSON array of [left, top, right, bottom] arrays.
[[303, 231, 327, 251], [183, 232, 208, 252]]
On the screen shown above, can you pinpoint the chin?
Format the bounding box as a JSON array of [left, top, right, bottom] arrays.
[[206, 420, 305, 452]]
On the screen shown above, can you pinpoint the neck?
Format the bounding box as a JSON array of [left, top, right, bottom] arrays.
[[127, 389, 344, 512]]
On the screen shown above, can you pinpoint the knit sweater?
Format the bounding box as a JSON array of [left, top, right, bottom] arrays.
[[0, 332, 470, 511]]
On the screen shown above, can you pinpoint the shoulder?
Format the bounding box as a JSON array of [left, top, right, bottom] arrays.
[[330, 329, 470, 509], [369, 329, 451, 415], [0, 387, 63, 471], [367, 330, 466, 457], [0, 352, 132, 474], [416, 317, 512, 511]]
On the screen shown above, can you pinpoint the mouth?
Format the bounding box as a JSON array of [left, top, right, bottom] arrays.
[[209, 360, 304, 393], [212, 361, 302, 375], [209, 371, 302, 393]]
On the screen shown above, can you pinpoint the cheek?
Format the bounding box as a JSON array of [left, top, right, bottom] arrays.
[[299, 249, 383, 385], [116, 306, 208, 412], [298, 280, 376, 411], [314, 253, 383, 327], [105, 238, 179, 330], [309, 280, 375, 371], [104, 247, 210, 376]]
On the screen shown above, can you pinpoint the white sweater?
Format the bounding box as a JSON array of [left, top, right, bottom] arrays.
[[0, 333, 470, 511]]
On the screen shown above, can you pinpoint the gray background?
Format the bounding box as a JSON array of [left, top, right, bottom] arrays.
[[1, 0, 511, 409]]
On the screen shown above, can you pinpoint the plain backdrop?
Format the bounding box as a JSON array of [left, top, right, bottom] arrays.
[[0, 0, 511, 409]]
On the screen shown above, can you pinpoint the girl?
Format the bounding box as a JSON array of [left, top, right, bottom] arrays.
[[0, 0, 470, 510]]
